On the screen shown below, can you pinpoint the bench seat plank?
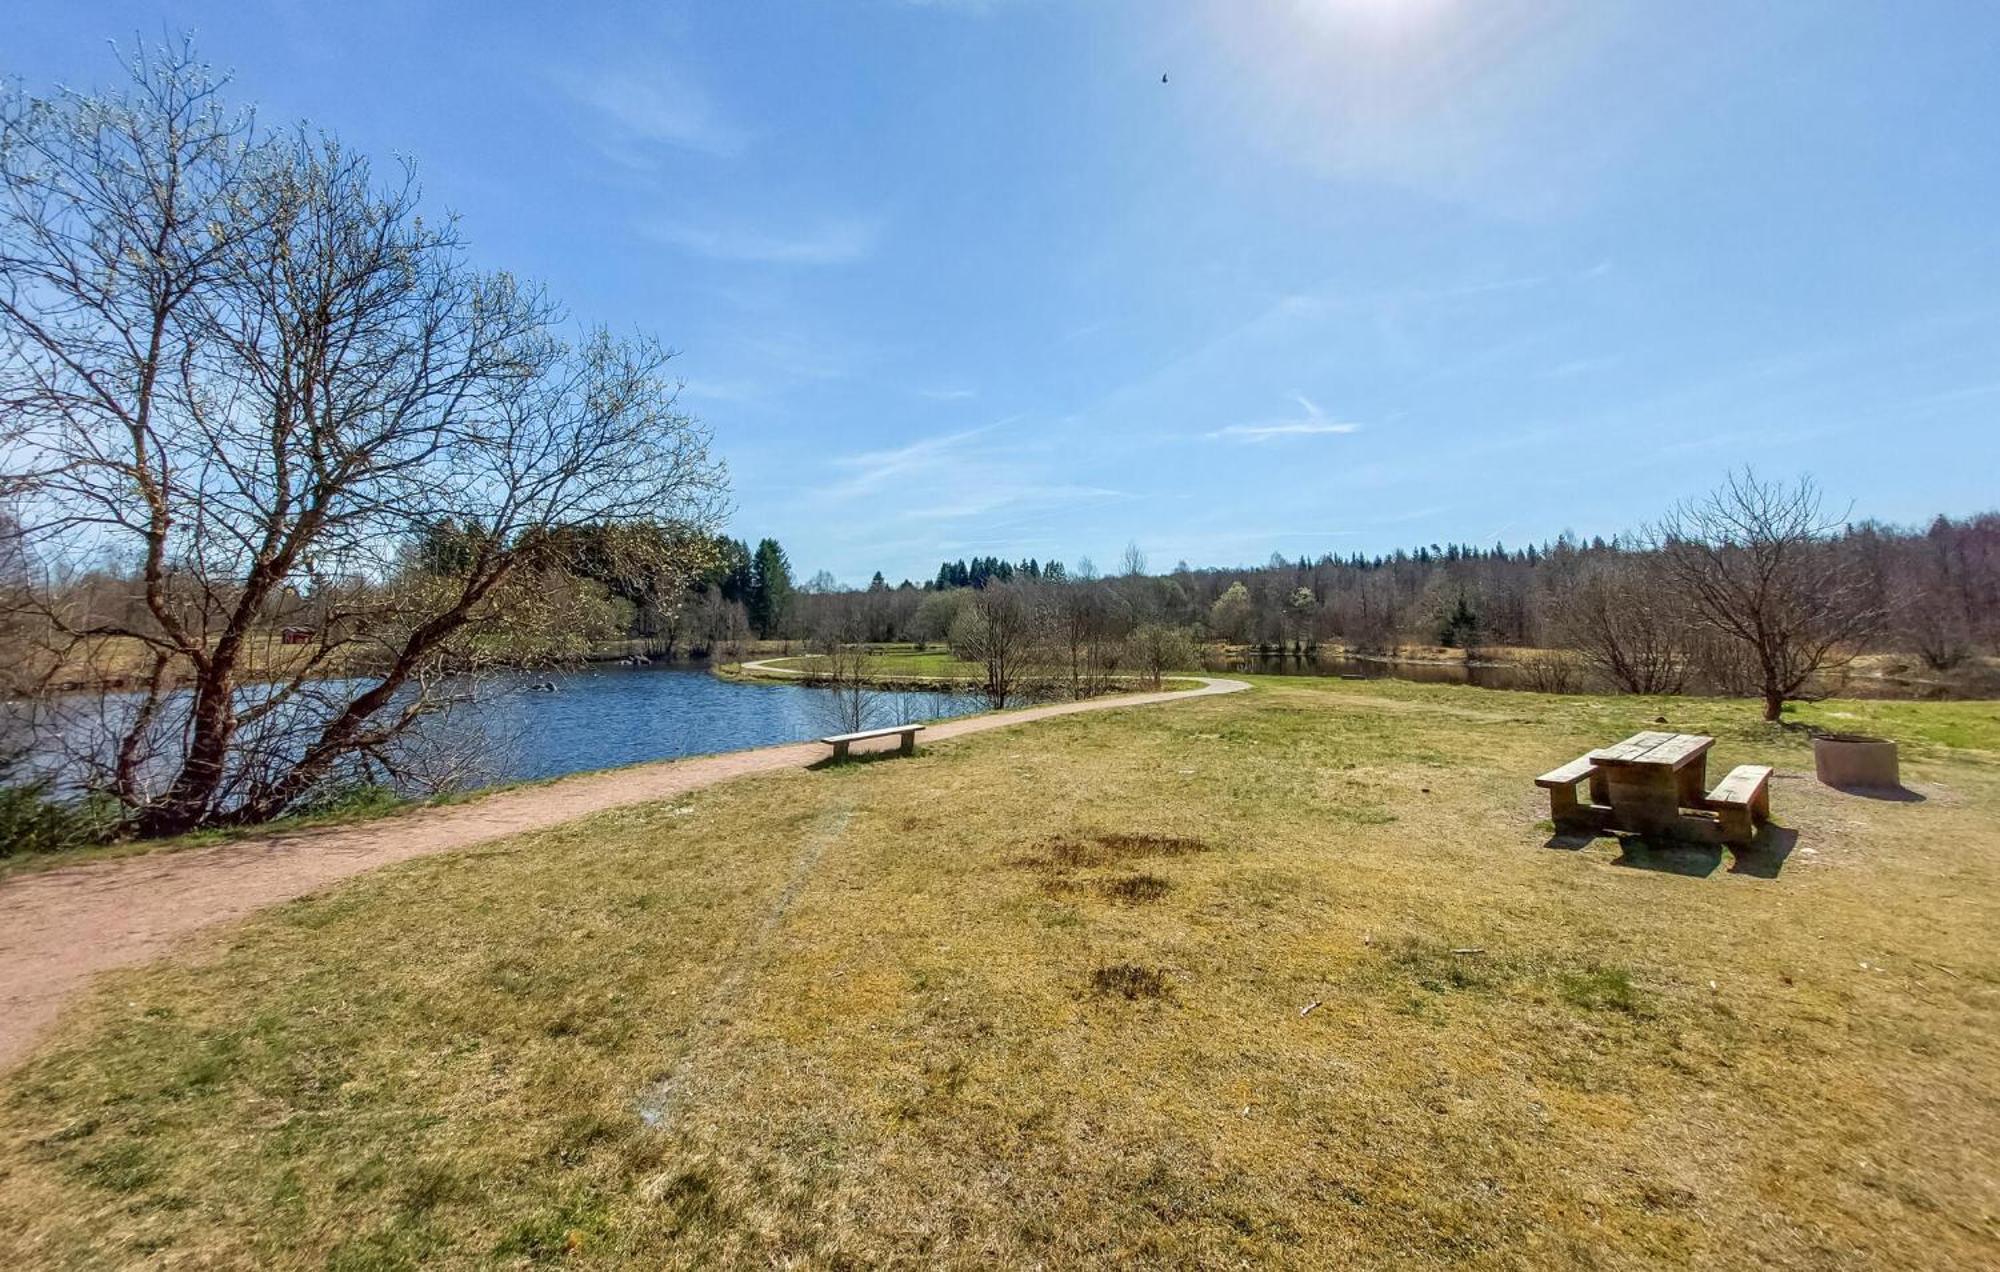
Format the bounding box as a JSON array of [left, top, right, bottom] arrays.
[[1704, 764, 1774, 846], [821, 723, 925, 761], [1536, 754, 1608, 827], [1706, 764, 1773, 807], [1535, 756, 1599, 788], [820, 724, 926, 745]]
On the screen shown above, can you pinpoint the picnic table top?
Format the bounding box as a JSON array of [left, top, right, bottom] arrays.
[[1587, 731, 1715, 769]]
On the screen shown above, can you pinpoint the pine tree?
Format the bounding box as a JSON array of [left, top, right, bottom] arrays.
[[747, 538, 793, 638]]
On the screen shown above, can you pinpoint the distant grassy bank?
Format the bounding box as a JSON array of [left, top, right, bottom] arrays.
[[720, 645, 1205, 694], [2, 677, 1994, 1266]]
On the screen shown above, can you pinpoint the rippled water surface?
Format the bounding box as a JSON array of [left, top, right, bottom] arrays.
[[11, 666, 985, 795], [444, 666, 984, 784]]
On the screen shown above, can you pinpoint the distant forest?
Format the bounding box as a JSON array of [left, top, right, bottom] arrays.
[[655, 512, 1997, 676]]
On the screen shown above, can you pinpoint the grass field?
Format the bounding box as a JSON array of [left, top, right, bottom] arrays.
[[1, 678, 1995, 1267], [751, 645, 987, 681]]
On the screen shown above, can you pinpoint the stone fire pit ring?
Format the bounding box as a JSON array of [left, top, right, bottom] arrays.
[[1813, 733, 1900, 791]]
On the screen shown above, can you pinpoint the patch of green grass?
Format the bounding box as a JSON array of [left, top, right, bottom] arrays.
[[1, 677, 1996, 1266], [1556, 964, 1651, 1015]]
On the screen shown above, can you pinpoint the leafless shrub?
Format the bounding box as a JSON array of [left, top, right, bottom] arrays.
[[1549, 556, 1691, 694], [1124, 624, 1197, 690], [1517, 649, 1584, 694]]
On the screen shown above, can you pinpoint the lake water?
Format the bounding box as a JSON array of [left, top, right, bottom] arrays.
[[458, 666, 983, 784], [10, 667, 985, 798]]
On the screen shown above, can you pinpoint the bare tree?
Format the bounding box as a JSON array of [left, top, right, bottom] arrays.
[[1050, 581, 1126, 700], [0, 44, 726, 833], [1651, 470, 1880, 720], [950, 585, 1038, 707], [1120, 540, 1148, 578], [809, 637, 882, 736], [1125, 624, 1196, 690]]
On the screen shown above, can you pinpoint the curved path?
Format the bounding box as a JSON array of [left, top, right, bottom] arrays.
[[0, 676, 1248, 1072]]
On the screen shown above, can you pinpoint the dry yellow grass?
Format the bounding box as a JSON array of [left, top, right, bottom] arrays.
[[0, 678, 1995, 1267]]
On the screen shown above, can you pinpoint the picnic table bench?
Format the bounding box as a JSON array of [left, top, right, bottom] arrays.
[[1537, 731, 1774, 846], [820, 723, 924, 762]]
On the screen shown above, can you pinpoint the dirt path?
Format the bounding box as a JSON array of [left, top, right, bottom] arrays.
[[0, 676, 1248, 1073]]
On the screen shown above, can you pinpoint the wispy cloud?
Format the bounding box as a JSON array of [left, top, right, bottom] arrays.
[[899, 483, 1127, 523], [916, 386, 978, 401], [555, 68, 748, 159], [824, 426, 1000, 500], [647, 215, 883, 265], [1207, 394, 1362, 443], [818, 423, 1126, 523]]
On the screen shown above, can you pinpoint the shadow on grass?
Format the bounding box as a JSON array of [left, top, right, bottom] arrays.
[[1543, 823, 1799, 880], [1823, 783, 1927, 804], [1611, 836, 1724, 878], [1725, 824, 1798, 879], [1542, 828, 1602, 852], [807, 747, 922, 773]]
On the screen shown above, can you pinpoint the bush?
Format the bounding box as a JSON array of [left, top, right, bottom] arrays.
[[1124, 624, 1197, 689], [291, 781, 404, 821], [0, 769, 120, 858]]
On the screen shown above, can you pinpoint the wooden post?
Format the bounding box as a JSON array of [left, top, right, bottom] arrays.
[[1605, 768, 1681, 837], [1547, 782, 1581, 823], [1675, 755, 1707, 807]]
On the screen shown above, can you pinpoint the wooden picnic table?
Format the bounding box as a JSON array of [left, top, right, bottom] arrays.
[[1587, 731, 1716, 837]]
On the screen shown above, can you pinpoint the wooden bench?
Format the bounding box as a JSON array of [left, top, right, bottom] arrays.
[[1536, 755, 1609, 826], [1702, 764, 1773, 845], [820, 723, 924, 762]]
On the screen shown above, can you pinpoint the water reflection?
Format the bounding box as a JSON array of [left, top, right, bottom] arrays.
[[455, 666, 982, 783], [10, 666, 985, 797]]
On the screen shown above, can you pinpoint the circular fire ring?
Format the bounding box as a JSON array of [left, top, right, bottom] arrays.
[[1813, 733, 1900, 790]]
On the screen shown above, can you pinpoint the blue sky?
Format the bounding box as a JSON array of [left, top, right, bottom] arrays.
[[13, 1, 2000, 583]]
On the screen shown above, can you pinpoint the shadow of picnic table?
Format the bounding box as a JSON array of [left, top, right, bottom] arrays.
[[1543, 824, 1799, 880]]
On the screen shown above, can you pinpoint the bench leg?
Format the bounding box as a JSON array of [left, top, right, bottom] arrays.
[[832, 740, 849, 763], [900, 731, 916, 756], [1751, 782, 1770, 823], [1588, 770, 1610, 807], [1717, 806, 1754, 847], [1547, 784, 1581, 825]]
